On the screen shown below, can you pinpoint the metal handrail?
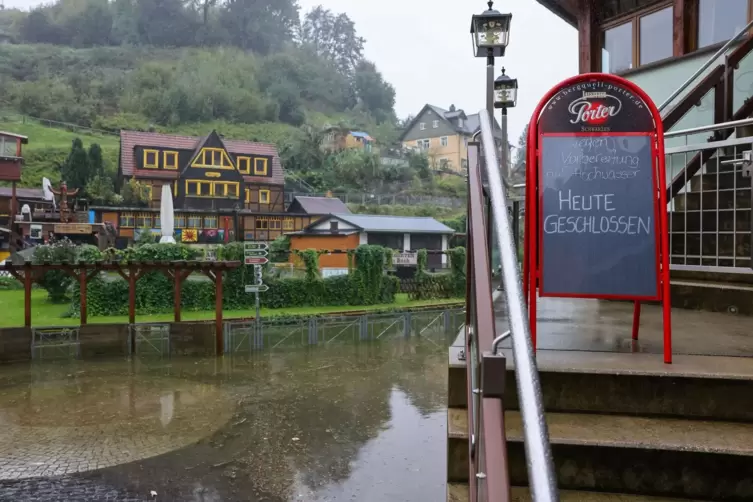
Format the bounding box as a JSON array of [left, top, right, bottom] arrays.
[[664, 117, 753, 138], [477, 111, 558, 501], [659, 19, 753, 114]]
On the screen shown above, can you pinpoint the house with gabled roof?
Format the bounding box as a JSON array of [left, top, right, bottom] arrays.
[[398, 104, 500, 173], [92, 130, 320, 247]]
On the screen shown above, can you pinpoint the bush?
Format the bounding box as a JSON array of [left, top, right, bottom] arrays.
[[66, 242, 399, 317], [32, 239, 98, 303]]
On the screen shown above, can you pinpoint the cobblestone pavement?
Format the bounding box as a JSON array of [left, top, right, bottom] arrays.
[[0, 476, 147, 501], [0, 372, 234, 480]]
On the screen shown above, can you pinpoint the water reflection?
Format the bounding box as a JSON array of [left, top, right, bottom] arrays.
[[0, 337, 450, 501]]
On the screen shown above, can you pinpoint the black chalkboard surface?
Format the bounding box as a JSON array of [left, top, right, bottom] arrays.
[[539, 134, 659, 298]]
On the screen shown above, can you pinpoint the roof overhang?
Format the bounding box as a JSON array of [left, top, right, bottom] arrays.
[[536, 0, 578, 27]]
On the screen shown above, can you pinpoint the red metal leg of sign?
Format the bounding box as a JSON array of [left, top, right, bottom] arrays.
[[656, 134, 673, 364], [632, 301, 641, 340]]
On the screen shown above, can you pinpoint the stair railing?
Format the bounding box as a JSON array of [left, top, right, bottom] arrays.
[[659, 19, 753, 116], [464, 110, 557, 502]]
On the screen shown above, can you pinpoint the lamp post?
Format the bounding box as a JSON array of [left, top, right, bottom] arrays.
[[470, 1, 512, 119], [494, 67, 521, 262]]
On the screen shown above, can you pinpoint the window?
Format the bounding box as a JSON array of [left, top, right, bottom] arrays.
[[204, 215, 218, 228], [164, 151, 178, 170], [175, 214, 185, 228], [269, 218, 282, 230], [419, 122, 426, 130], [432, 120, 439, 128], [602, 22, 633, 73], [185, 180, 239, 197], [143, 149, 158, 169], [440, 136, 449, 147], [330, 221, 339, 232], [699, 0, 748, 48], [237, 156, 251, 174], [259, 190, 270, 204], [254, 158, 268, 176], [191, 148, 234, 169], [639, 7, 673, 65], [439, 158, 450, 169], [256, 218, 268, 230], [283, 218, 294, 230], [120, 212, 135, 228], [187, 215, 202, 228], [418, 139, 431, 150], [602, 4, 673, 73], [136, 213, 152, 228], [458, 118, 464, 128], [154, 215, 161, 228]]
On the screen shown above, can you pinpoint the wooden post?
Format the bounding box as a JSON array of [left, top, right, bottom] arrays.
[[128, 266, 136, 325], [174, 265, 182, 322], [79, 267, 88, 325], [577, 0, 599, 73], [23, 262, 31, 328], [215, 270, 223, 355]]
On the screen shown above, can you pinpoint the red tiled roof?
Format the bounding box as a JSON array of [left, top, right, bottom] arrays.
[[119, 130, 285, 185]]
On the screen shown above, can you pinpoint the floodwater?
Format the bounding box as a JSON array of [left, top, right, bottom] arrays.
[[0, 338, 450, 501]]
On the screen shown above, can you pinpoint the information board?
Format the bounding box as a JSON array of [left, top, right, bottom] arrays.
[[539, 134, 658, 298]]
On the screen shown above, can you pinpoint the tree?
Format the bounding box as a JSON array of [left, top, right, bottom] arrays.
[[220, 0, 299, 54], [61, 138, 91, 190], [353, 60, 396, 123], [302, 6, 364, 76], [88, 143, 105, 176], [19, 9, 65, 44], [513, 124, 528, 178], [86, 174, 115, 204]]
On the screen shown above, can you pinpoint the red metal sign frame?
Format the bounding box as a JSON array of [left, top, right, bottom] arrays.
[[523, 73, 672, 364]]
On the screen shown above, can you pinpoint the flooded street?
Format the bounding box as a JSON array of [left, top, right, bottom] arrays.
[[0, 337, 450, 501]]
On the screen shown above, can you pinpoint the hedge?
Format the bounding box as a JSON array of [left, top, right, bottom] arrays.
[[62, 242, 400, 317]]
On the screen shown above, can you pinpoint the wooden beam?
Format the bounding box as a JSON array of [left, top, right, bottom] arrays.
[[577, 0, 599, 73], [23, 264, 31, 328], [673, 0, 686, 57], [128, 266, 136, 326], [215, 270, 223, 355], [174, 264, 182, 323], [79, 268, 88, 325]]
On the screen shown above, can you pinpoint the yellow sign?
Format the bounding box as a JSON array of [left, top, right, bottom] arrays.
[[204, 172, 221, 178], [54, 223, 92, 234]]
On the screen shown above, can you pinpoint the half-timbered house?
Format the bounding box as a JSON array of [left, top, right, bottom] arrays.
[[91, 130, 318, 247]]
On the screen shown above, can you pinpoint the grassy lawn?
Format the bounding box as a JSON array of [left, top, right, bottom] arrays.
[[0, 290, 462, 328], [0, 118, 120, 151]]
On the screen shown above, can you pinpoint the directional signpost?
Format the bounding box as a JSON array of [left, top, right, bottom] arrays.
[[244, 242, 269, 334]]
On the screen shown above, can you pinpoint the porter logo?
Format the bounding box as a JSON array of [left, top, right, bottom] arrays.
[[568, 91, 622, 126]]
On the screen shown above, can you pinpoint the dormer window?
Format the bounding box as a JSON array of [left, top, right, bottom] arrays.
[[458, 118, 464, 128]]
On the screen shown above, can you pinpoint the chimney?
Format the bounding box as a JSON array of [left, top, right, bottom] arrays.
[[450, 104, 456, 112]]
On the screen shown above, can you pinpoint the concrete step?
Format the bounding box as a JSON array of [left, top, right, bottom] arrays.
[[447, 483, 700, 501], [447, 407, 469, 482], [671, 278, 753, 315], [502, 351, 753, 421], [670, 230, 750, 257], [674, 188, 751, 211], [669, 208, 749, 232], [506, 411, 753, 500]]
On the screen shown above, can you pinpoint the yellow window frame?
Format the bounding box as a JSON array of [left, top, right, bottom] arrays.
[[191, 147, 234, 170], [245, 188, 250, 203], [283, 218, 294, 230], [256, 217, 269, 230], [175, 214, 185, 228], [254, 158, 268, 176], [204, 215, 218, 228], [221, 182, 240, 198], [164, 151, 179, 170], [186, 214, 202, 228], [269, 218, 282, 230], [259, 189, 270, 204], [185, 180, 211, 197], [136, 212, 152, 228], [237, 156, 251, 174], [120, 212, 135, 228], [143, 149, 159, 169]]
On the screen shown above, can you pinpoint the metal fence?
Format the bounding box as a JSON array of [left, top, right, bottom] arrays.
[[129, 323, 171, 357], [224, 308, 465, 355], [665, 131, 753, 273], [31, 326, 80, 360]]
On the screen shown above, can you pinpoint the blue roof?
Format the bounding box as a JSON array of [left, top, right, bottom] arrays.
[[350, 131, 372, 139]]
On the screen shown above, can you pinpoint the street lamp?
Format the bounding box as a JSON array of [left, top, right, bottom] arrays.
[[494, 67, 518, 109], [470, 1, 512, 117]]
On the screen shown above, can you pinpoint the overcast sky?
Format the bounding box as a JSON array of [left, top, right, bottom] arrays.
[[296, 0, 579, 142], [6, 0, 578, 143]]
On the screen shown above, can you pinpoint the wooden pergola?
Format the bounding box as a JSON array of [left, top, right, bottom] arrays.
[[2, 260, 242, 354]]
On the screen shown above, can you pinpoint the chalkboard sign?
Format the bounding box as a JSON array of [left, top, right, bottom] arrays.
[[539, 134, 659, 298]]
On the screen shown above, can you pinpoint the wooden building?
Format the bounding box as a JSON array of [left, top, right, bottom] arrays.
[[92, 130, 326, 246]]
